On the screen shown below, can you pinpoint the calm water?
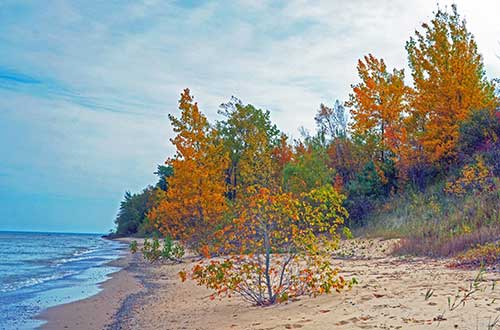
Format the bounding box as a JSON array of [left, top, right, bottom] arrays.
[[0, 231, 125, 330]]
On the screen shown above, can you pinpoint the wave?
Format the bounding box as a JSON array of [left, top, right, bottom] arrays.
[[73, 248, 99, 257], [55, 255, 113, 266], [0, 234, 125, 295], [0, 271, 78, 293], [23, 247, 114, 267], [55, 248, 120, 266]]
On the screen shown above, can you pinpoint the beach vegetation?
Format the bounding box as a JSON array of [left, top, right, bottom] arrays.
[[116, 4, 500, 307], [147, 89, 229, 254], [133, 237, 185, 263], [129, 240, 138, 254], [185, 185, 355, 305], [450, 243, 500, 268]]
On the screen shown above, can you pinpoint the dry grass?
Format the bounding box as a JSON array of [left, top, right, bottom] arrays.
[[450, 242, 500, 268], [360, 183, 500, 258]]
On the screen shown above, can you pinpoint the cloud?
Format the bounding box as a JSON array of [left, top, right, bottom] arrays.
[[0, 91, 172, 198], [0, 69, 41, 85], [1, 0, 499, 231]]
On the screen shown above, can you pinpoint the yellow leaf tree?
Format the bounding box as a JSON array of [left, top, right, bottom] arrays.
[[148, 89, 229, 254], [406, 4, 497, 163], [347, 54, 411, 178], [187, 185, 354, 305]]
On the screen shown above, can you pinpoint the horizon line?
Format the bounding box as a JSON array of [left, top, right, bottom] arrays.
[[0, 229, 106, 235]]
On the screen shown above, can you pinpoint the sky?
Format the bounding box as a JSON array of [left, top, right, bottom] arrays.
[[0, 0, 499, 233]]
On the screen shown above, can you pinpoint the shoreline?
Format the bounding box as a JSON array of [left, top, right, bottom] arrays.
[[35, 239, 144, 330], [37, 238, 500, 330]]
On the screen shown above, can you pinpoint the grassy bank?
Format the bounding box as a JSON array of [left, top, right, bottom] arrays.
[[358, 178, 500, 258]]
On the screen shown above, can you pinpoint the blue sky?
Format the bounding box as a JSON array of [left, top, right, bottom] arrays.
[[1, 0, 499, 233]]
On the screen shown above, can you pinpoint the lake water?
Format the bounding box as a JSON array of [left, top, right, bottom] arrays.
[[0, 231, 125, 330]]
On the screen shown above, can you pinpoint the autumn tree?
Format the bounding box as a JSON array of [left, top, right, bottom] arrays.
[[148, 89, 229, 253], [271, 133, 294, 186], [314, 100, 365, 186], [406, 4, 497, 163], [183, 185, 355, 305], [347, 54, 410, 165]]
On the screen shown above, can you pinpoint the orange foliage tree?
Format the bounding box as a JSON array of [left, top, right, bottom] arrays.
[[148, 89, 229, 254], [314, 100, 363, 185], [182, 185, 355, 305], [406, 4, 497, 163], [347, 55, 410, 157], [315, 100, 348, 140], [346, 54, 411, 181], [271, 133, 294, 186]]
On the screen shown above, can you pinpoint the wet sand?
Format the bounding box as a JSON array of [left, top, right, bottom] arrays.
[[36, 240, 144, 330]]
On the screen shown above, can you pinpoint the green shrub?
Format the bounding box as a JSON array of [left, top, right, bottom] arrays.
[[129, 240, 138, 253], [131, 237, 185, 263], [161, 236, 185, 261]]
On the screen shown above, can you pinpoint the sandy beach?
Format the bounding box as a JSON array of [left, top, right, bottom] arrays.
[[39, 238, 500, 330]]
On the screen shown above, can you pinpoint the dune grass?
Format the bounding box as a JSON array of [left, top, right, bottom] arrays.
[[357, 180, 500, 257]]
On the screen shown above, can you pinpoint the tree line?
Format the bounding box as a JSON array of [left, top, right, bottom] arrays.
[[114, 5, 500, 304]]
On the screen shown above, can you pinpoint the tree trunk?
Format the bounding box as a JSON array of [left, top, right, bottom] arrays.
[[263, 229, 274, 304]]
